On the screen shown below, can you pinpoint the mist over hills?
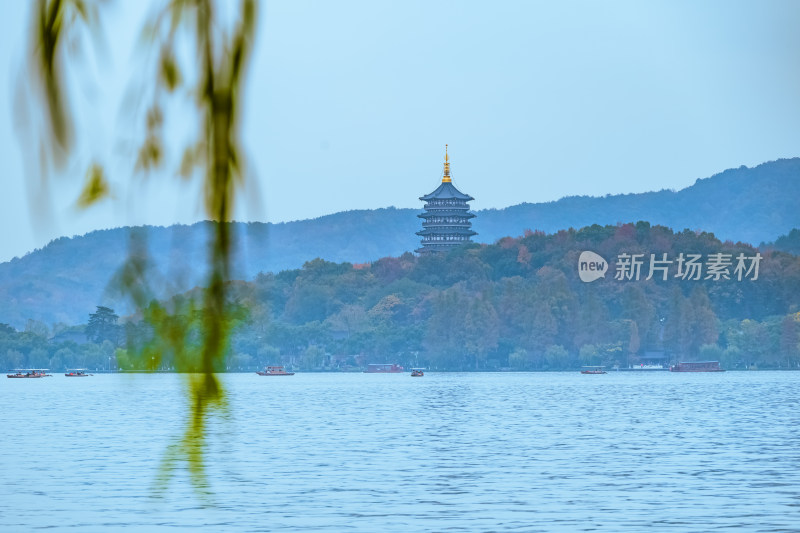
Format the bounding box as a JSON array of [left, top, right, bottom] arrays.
[[1, 158, 798, 328]]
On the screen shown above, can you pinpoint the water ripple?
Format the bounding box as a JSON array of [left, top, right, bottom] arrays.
[[2, 371, 800, 531]]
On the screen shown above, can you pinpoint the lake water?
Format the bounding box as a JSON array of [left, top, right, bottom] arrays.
[[2, 371, 800, 532]]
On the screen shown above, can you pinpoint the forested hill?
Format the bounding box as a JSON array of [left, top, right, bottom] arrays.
[[1, 157, 799, 327], [2, 223, 798, 373], [480, 157, 800, 246], [216, 224, 799, 371]]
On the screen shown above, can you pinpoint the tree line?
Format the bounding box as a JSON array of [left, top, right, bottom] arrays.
[[2, 222, 799, 372]]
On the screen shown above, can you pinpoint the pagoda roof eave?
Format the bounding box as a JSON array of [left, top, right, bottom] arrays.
[[418, 211, 476, 219], [419, 181, 474, 201], [416, 229, 478, 236]]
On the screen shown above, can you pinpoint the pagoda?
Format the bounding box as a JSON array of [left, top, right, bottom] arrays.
[[416, 145, 477, 253]]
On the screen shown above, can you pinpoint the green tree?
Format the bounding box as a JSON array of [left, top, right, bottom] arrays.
[[328, 304, 368, 338], [25, 319, 50, 338], [114, 348, 132, 371], [85, 340, 116, 370], [508, 348, 531, 370], [528, 301, 558, 359], [301, 345, 325, 370], [620, 285, 656, 347], [423, 286, 470, 369], [687, 286, 718, 354], [543, 344, 570, 369], [86, 306, 120, 345], [572, 290, 610, 351], [722, 345, 743, 369], [6, 349, 24, 369], [663, 287, 691, 358], [779, 315, 800, 367], [463, 294, 500, 369], [579, 344, 600, 366], [737, 319, 772, 366], [284, 283, 336, 324], [29, 347, 50, 368], [53, 347, 76, 370], [256, 345, 281, 367], [627, 321, 641, 359], [698, 343, 724, 362]]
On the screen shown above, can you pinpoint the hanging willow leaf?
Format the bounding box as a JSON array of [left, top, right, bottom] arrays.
[[25, 0, 260, 500], [135, 135, 163, 172], [71, 0, 90, 22], [159, 45, 182, 91], [76, 163, 109, 207], [35, 0, 72, 160], [146, 105, 163, 130], [32, 0, 103, 166]]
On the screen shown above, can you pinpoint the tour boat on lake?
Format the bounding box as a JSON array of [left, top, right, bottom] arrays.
[[6, 369, 52, 378], [256, 366, 294, 376], [410, 368, 424, 377], [669, 361, 724, 372], [580, 366, 607, 375], [364, 363, 404, 373], [65, 369, 92, 377]]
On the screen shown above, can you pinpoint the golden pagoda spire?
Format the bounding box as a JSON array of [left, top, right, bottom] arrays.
[[442, 144, 451, 183]]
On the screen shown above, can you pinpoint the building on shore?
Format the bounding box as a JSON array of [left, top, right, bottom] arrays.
[[415, 145, 476, 253]]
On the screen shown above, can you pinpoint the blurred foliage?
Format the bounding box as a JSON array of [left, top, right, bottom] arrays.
[[30, 0, 103, 165], [76, 164, 110, 208], [20, 0, 258, 498]]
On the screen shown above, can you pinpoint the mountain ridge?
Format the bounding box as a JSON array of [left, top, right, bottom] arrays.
[[1, 157, 798, 328]]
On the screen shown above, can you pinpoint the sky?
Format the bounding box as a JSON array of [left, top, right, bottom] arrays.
[[2, 0, 800, 262]]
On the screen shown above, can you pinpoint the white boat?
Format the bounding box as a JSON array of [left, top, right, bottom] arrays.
[[256, 366, 295, 376]]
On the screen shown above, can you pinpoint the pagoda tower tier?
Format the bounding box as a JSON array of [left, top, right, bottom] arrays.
[[415, 145, 477, 254]]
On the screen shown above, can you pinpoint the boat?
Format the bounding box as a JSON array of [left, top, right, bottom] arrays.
[[410, 368, 424, 377], [669, 361, 724, 372], [65, 369, 92, 377], [6, 369, 52, 378], [256, 366, 295, 376], [364, 363, 404, 373], [580, 366, 607, 374]]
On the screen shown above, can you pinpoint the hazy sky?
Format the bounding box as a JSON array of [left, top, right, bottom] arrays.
[[2, 0, 800, 262]]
